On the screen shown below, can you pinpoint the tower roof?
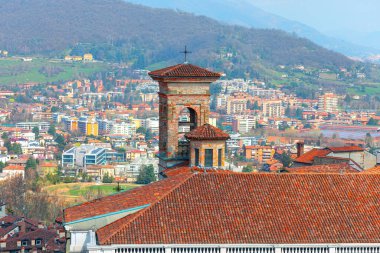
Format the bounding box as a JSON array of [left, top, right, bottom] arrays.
[[185, 123, 229, 141], [149, 63, 221, 79]]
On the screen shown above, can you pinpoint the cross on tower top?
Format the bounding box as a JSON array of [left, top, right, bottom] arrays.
[[180, 45, 192, 63]]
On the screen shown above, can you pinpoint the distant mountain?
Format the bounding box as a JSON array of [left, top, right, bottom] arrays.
[[0, 0, 355, 77], [126, 0, 379, 57]]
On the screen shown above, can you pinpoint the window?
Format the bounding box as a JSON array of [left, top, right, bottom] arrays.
[[205, 149, 213, 168], [22, 240, 28, 246], [35, 239, 42, 245], [195, 148, 199, 166], [218, 149, 222, 167]]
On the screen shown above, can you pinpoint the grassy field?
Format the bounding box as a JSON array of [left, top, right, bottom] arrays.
[[44, 182, 140, 205], [0, 57, 108, 85]]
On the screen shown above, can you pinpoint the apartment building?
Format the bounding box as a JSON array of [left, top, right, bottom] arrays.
[[262, 100, 284, 118], [318, 93, 339, 113]]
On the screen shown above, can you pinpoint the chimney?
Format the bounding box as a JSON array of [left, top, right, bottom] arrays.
[[296, 141, 304, 158]]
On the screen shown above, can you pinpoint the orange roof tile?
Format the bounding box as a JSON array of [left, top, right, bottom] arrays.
[[3, 165, 25, 171], [185, 124, 229, 141], [361, 166, 380, 174], [294, 148, 331, 164], [97, 173, 380, 245]]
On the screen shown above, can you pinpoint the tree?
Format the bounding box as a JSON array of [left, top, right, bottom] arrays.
[[50, 106, 59, 113], [55, 134, 65, 150], [136, 127, 146, 134], [242, 165, 253, 173], [279, 152, 292, 168], [136, 164, 156, 184], [365, 133, 373, 148], [145, 128, 153, 140], [368, 118, 379, 126], [32, 126, 39, 139], [295, 108, 303, 119], [25, 157, 37, 170], [10, 143, 23, 155], [102, 172, 114, 183], [48, 125, 56, 136]]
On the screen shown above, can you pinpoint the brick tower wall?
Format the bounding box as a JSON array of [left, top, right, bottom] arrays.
[[159, 81, 211, 158]]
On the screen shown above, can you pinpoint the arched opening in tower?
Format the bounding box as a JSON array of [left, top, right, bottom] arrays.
[[177, 107, 197, 159]]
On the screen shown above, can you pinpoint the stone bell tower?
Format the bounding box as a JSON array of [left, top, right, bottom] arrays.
[[149, 63, 221, 171]]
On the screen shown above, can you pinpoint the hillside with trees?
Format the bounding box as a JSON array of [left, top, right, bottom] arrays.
[[0, 0, 358, 77]]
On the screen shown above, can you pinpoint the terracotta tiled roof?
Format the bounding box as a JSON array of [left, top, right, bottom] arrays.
[[185, 124, 229, 141], [288, 163, 359, 173], [328, 146, 364, 152], [3, 165, 25, 171], [294, 148, 331, 164], [63, 173, 192, 223], [361, 166, 380, 174], [97, 173, 380, 245], [295, 146, 365, 164], [149, 63, 221, 78]]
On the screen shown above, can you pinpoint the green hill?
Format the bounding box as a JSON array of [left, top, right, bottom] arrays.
[[0, 0, 356, 78]]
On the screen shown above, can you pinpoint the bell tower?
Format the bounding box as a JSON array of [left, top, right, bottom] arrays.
[[149, 63, 221, 171]]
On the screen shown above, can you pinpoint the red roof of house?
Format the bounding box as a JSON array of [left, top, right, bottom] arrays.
[[327, 146, 364, 152], [294, 148, 331, 164], [185, 124, 229, 141], [287, 163, 359, 173], [149, 63, 221, 78], [295, 146, 365, 164], [97, 173, 380, 245], [3, 165, 25, 171], [63, 173, 192, 223]]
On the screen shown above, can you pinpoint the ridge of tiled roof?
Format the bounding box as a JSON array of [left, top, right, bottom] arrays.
[[63, 173, 193, 223], [97, 173, 380, 245], [287, 163, 359, 174], [185, 124, 230, 141], [149, 63, 221, 78], [160, 166, 234, 178], [361, 166, 380, 174]]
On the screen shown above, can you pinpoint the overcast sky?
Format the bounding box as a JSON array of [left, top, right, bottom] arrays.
[[249, 0, 379, 34]]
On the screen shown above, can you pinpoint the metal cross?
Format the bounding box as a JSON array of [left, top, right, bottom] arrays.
[[180, 45, 192, 63]]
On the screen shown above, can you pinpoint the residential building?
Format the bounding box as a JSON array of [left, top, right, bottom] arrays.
[[78, 116, 99, 136], [1, 165, 25, 180], [110, 121, 136, 136], [293, 146, 376, 170], [145, 117, 159, 133], [38, 161, 58, 177], [0, 214, 65, 252], [226, 92, 249, 114], [244, 146, 275, 163], [262, 100, 284, 118], [318, 93, 339, 113], [64, 117, 79, 132], [232, 115, 256, 133]]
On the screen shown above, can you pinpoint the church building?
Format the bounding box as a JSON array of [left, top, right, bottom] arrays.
[[63, 62, 380, 253]]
